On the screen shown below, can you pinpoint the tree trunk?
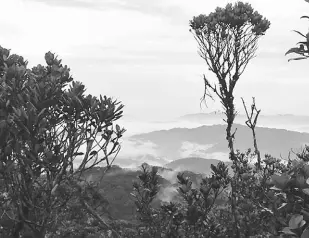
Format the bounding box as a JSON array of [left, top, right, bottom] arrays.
[[252, 129, 261, 169], [224, 96, 240, 238]]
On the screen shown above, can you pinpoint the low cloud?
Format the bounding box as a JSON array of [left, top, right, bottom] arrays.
[[178, 141, 230, 162], [119, 138, 158, 157], [203, 152, 230, 162], [179, 141, 214, 158], [157, 186, 178, 203], [158, 169, 179, 184], [114, 138, 172, 168]]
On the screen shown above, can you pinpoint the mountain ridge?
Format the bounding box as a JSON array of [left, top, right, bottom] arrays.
[[129, 124, 309, 163], [178, 113, 309, 128], [164, 157, 232, 175]]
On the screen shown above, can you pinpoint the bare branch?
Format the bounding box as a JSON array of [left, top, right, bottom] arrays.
[[241, 97, 261, 169]]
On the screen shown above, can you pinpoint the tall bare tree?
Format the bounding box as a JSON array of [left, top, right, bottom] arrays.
[[190, 1, 270, 159], [190, 2, 270, 237]]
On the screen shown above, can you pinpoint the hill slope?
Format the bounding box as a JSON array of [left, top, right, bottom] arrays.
[[179, 112, 309, 130], [165, 157, 232, 175], [130, 124, 309, 161], [81, 165, 206, 221]]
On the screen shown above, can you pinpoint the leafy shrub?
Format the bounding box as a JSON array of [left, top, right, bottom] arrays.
[[0, 45, 125, 238]]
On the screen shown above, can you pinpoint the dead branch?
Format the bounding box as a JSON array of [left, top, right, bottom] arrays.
[[241, 97, 261, 169]]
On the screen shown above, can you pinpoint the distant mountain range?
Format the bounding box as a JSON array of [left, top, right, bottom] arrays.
[[129, 123, 309, 162], [114, 112, 309, 169], [179, 112, 309, 123], [178, 112, 309, 132], [79, 112, 309, 224], [165, 157, 232, 175]]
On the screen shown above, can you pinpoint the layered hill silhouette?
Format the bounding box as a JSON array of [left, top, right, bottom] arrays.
[[178, 112, 309, 130], [165, 157, 232, 175], [93, 117, 309, 222], [129, 124, 309, 162]]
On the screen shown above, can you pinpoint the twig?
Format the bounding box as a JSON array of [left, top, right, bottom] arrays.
[[241, 97, 261, 169]]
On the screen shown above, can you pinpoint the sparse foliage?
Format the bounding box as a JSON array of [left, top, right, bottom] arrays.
[[286, 0, 309, 61], [190, 3, 270, 236], [241, 97, 261, 168], [190, 1, 270, 158]]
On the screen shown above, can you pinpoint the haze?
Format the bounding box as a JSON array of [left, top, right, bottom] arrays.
[[1, 0, 309, 122]]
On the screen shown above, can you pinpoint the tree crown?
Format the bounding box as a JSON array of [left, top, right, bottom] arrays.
[[190, 2, 270, 35]]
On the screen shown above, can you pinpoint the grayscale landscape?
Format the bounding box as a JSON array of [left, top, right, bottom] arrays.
[[2, 0, 309, 237]]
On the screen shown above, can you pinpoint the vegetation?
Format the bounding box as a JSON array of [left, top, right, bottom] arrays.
[[0, 46, 125, 237], [131, 1, 309, 238], [190, 2, 269, 236], [286, 6, 309, 61], [1, 0, 309, 237]]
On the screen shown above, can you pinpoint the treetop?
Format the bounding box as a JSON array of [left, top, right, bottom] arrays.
[[190, 1, 270, 35]]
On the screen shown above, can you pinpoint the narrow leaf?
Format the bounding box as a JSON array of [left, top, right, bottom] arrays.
[[89, 151, 97, 156], [270, 186, 282, 191], [73, 152, 84, 156], [116, 124, 120, 132], [278, 203, 287, 210], [288, 57, 308, 62], [297, 41, 308, 45], [293, 30, 307, 38], [38, 108, 47, 119], [285, 47, 302, 55], [282, 227, 296, 235]]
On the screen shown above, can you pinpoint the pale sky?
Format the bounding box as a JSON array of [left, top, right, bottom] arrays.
[[1, 0, 309, 121]]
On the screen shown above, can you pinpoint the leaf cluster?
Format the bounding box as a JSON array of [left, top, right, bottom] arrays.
[[0, 45, 125, 237], [286, 0, 309, 61], [190, 2, 270, 34]]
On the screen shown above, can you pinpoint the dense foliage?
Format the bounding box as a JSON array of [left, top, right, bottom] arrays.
[[0, 46, 125, 237]]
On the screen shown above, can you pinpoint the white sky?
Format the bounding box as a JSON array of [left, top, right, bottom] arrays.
[[1, 0, 309, 121]]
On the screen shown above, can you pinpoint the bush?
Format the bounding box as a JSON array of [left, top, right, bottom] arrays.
[[0, 46, 125, 238]]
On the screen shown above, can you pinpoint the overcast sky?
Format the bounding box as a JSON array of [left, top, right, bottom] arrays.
[[1, 0, 309, 121]]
